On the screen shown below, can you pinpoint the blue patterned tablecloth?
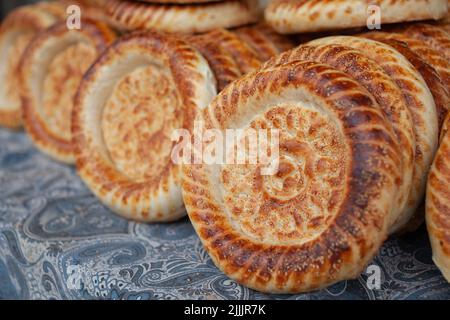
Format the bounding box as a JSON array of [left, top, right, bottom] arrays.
[[1, 128, 449, 300]]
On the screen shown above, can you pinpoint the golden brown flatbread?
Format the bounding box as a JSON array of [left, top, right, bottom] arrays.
[[308, 36, 439, 233], [20, 21, 115, 163], [73, 31, 217, 222], [97, 0, 261, 33], [262, 43, 415, 234], [361, 32, 450, 98], [195, 28, 262, 74], [0, 3, 63, 129], [187, 32, 243, 91], [426, 113, 450, 283], [182, 60, 400, 293], [265, 0, 448, 34], [362, 33, 449, 130], [399, 23, 450, 61]]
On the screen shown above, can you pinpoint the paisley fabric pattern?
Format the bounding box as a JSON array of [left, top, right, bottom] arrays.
[[0, 128, 449, 300]]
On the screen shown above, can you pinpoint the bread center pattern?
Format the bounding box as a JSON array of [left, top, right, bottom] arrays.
[[220, 105, 348, 244], [42, 42, 97, 140], [101, 64, 183, 182], [5, 31, 33, 108]]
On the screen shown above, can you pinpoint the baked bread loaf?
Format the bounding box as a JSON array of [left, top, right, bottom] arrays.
[[253, 23, 296, 53], [193, 28, 262, 74], [0, 3, 63, 129], [187, 26, 293, 89], [234, 25, 282, 61], [399, 23, 450, 61], [363, 31, 450, 92], [308, 36, 439, 233], [20, 21, 115, 163], [426, 113, 450, 283], [187, 32, 242, 91], [361, 33, 449, 130], [262, 43, 415, 233], [97, 0, 261, 33], [182, 60, 400, 293], [265, 0, 449, 34], [72, 31, 217, 222]]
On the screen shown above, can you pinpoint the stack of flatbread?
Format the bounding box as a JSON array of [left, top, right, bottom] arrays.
[[1, 0, 450, 293], [0, 0, 291, 160]]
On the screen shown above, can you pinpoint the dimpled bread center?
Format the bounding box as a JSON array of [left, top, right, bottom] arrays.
[[220, 106, 348, 244], [101, 65, 183, 182], [5, 32, 33, 108], [42, 42, 97, 140]]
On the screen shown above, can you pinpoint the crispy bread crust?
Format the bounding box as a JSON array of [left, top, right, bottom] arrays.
[[196, 29, 262, 74], [187, 32, 243, 91], [99, 0, 261, 34], [0, 3, 62, 129], [72, 31, 217, 222], [265, 0, 448, 34], [182, 60, 400, 293], [399, 23, 450, 61], [19, 21, 115, 163], [361, 33, 449, 130], [262, 43, 415, 234], [308, 36, 439, 233], [427, 113, 450, 283]]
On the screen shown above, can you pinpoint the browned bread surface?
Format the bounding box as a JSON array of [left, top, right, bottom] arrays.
[[0, 3, 63, 129], [262, 43, 415, 234], [307, 36, 439, 233], [265, 0, 449, 34], [96, 0, 261, 33], [19, 20, 115, 163], [72, 31, 217, 222], [427, 113, 450, 283], [182, 60, 400, 293], [361, 33, 449, 130]]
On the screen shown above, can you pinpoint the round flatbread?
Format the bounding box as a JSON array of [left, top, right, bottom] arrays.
[[0, 3, 63, 129], [97, 0, 261, 33], [73, 31, 217, 222], [265, 0, 449, 34], [187, 33, 242, 91], [426, 113, 450, 283], [20, 21, 115, 163], [361, 32, 450, 97], [182, 60, 400, 293], [195, 28, 262, 74], [399, 23, 450, 61], [262, 43, 415, 234], [362, 33, 449, 130], [234, 25, 281, 61], [309, 36, 439, 233], [255, 23, 296, 52]]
